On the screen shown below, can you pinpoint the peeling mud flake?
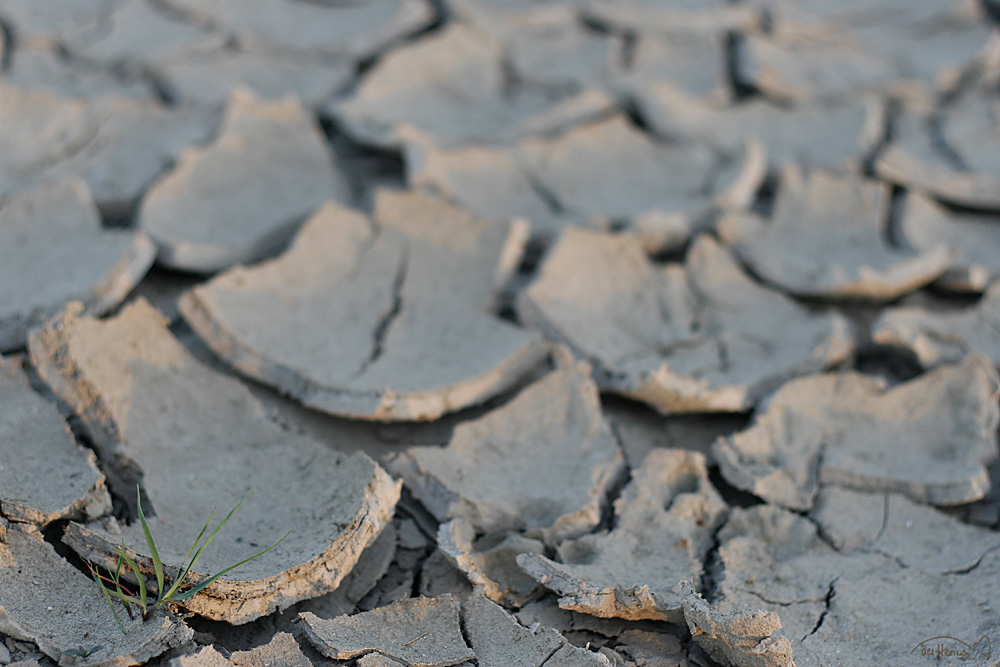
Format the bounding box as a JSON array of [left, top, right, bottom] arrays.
[[161, 0, 432, 61], [0, 356, 110, 525], [28, 300, 401, 624], [720, 168, 951, 300], [635, 84, 884, 173], [514, 115, 766, 245], [680, 583, 796, 667], [0, 180, 155, 352], [300, 596, 475, 666], [0, 523, 193, 666], [450, 2, 622, 92], [179, 190, 546, 421], [877, 91, 1000, 209], [0, 84, 217, 215], [737, 12, 991, 104], [404, 133, 580, 241], [617, 33, 728, 102], [581, 0, 759, 34], [811, 487, 1000, 574], [140, 88, 347, 273], [518, 229, 851, 414], [716, 500, 1000, 666], [230, 632, 312, 667], [713, 505, 887, 647], [461, 592, 565, 667], [517, 448, 727, 621], [437, 519, 546, 607], [387, 347, 625, 541], [873, 282, 1000, 367], [0, 0, 120, 44], [896, 192, 1000, 292], [328, 23, 615, 149], [2, 44, 157, 101], [714, 355, 1000, 510], [169, 632, 311, 667], [60, 0, 225, 68], [157, 48, 354, 110], [169, 646, 232, 667]]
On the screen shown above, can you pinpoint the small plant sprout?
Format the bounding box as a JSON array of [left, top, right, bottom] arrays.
[[62, 645, 103, 658], [89, 487, 290, 633]]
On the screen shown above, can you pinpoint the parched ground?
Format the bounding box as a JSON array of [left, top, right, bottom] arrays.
[[1, 1, 1000, 666]]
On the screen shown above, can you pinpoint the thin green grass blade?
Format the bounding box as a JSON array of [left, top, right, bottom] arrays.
[[118, 545, 148, 613], [160, 506, 217, 600], [166, 529, 291, 603], [163, 490, 253, 600], [90, 566, 126, 634], [136, 489, 165, 599]]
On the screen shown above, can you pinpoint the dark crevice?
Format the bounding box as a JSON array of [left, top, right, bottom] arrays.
[[0, 17, 15, 71], [708, 466, 763, 509], [320, 118, 406, 210], [353, 249, 408, 380], [599, 422, 634, 533], [41, 520, 95, 578], [619, 31, 639, 70], [862, 96, 897, 176], [524, 173, 567, 216], [853, 344, 923, 384], [882, 185, 907, 249], [928, 113, 970, 173], [801, 580, 836, 642], [698, 512, 731, 605], [725, 32, 758, 100]]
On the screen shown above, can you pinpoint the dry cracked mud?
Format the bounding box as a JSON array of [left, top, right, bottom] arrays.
[[2, 1, 1000, 666]]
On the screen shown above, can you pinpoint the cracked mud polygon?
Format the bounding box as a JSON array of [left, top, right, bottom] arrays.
[[1, 1, 1000, 666]]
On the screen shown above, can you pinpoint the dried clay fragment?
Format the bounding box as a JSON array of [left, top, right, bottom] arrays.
[[140, 88, 348, 273], [179, 190, 545, 421], [714, 355, 1000, 511], [615, 33, 728, 101], [582, 0, 759, 35], [735, 10, 992, 105], [437, 518, 546, 607], [169, 633, 312, 667], [721, 168, 952, 300], [518, 448, 727, 622], [518, 229, 852, 414], [679, 583, 795, 667], [158, 48, 354, 110], [403, 130, 584, 242], [0, 180, 155, 352], [0, 0, 119, 44], [873, 282, 1000, 367], [300, 595, 476, 666], [0, 82, 214, 215], [877, 90, 1000, 209], [0, 355, 110, 526], [0, 522, 193, 666], [386, 347, 625, 542], [28, 300, 401, 624], [160, 0, 432, 61], [3, 43, 157, 101], [461, 592, 611, 667], [515, 115, 766, 247], [449, 1, 622, 92], [895, 190, 1000, 292], [714, 496, 1000, 666], [60, 0, 225, 68], [328, 23, 615, 149], [635, 84, 884, 173]]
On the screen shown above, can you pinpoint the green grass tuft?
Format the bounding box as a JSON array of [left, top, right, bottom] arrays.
[[89, 487, 290, 634]]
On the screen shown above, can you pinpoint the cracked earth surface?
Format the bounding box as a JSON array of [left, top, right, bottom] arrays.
[[1, 1, 1000, 666]]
